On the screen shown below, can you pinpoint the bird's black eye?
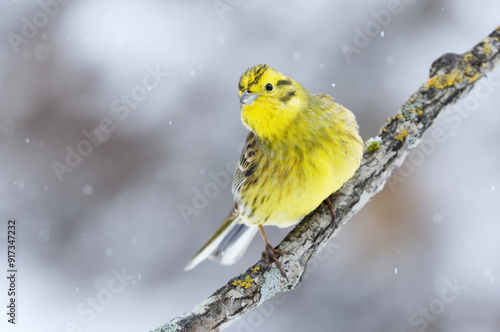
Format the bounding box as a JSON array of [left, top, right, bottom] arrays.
[[265, 83, 273, 91]]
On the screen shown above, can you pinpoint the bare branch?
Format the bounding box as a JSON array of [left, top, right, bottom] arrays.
[[154, 26, 500, 332]]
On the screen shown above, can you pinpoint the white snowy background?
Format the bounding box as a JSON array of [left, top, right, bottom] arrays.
[[1, 0, 500, 331]]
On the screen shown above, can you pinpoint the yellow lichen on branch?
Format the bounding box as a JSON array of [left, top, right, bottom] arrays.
[[395, 129, 408, 142], [232, 275, 254, 289], [425, 52, 484, 89]]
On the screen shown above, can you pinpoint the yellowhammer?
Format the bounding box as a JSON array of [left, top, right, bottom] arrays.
[[185, 64, 363, 278]]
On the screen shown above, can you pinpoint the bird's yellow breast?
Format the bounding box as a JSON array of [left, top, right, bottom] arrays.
[[237, 99, 363, 228]]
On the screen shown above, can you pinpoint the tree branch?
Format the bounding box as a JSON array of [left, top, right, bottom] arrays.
[[153, 26, 500, 332]]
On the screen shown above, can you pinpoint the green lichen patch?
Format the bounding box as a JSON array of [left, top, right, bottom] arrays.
[[365, 136, 382, 154]]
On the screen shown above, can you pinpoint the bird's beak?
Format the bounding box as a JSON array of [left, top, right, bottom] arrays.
[[240, 90, 259, 105]]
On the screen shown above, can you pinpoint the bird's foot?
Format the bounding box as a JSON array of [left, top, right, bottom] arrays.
[[322, 192, 341, 222], [261, 243, 290, 281]]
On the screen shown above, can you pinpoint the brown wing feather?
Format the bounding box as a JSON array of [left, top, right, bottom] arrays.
[[232, 132, 260, 197]]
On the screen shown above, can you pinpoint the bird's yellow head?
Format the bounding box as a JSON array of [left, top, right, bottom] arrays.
[[238, 64, 308, 141]]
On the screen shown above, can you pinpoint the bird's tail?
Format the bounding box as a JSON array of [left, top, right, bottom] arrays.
[[184, 213, 258, 271]]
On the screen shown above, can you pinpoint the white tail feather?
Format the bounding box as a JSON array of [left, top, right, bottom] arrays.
[[184, 216, 258, 271], [210, 225, 258, 265]]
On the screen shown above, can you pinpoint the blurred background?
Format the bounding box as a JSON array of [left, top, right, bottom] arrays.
[[1, 0, 499, 331]]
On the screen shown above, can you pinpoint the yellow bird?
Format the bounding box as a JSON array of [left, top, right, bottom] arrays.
[[185, 64, 363, 277]]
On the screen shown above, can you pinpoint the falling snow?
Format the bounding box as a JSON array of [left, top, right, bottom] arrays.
[[217, 34, 226, 44], [83, 184, 93, 195], [432, 213, 443, 223]]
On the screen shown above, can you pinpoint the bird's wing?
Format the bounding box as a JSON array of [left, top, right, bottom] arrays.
[[184, 132, 262, 270], [232, 132, 259, 199]]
